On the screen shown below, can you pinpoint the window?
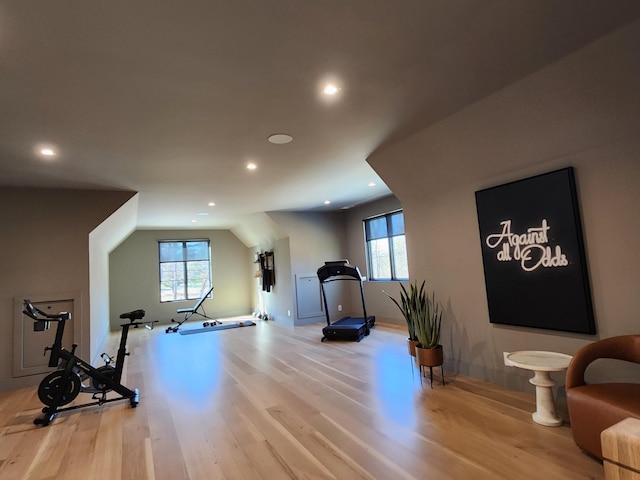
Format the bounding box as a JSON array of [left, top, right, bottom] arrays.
[[158, 240, 211, 302], [364, 211, 409, 281]]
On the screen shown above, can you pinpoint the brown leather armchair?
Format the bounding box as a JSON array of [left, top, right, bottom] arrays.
[[566, 335, 640, 459]]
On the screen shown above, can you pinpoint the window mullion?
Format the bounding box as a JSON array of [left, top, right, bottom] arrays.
[[387, 215, 395, 280], [182, 242, 187, 300], [388, 235, 396, 280]]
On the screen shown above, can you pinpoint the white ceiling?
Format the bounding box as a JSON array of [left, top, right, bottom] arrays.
[[2, 1, 639, 232]]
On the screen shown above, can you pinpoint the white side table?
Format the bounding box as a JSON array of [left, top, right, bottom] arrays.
[[506, 351, 573, 427]]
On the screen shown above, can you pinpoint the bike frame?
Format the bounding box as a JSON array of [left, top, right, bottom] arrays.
[[47, 316, 138, 399], [24, 300, 142, 425]]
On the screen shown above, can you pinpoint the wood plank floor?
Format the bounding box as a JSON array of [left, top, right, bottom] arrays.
[[0, 320, 603, 479]]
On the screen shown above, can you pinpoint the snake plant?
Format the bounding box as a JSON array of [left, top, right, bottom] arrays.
[[385, 281, 441, 348]]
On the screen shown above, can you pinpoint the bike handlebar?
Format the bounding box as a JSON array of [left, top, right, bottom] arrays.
[[24, 299, 155, 329], [23, 299, 71, 322]]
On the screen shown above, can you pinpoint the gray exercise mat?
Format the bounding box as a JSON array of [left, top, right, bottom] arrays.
[[178, 321, 255, 335]]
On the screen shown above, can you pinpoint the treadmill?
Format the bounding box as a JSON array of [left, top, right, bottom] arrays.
[[317, 260, 375, 342]]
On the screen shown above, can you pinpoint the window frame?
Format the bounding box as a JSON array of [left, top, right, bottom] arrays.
[[363, 210, 409, 282], [158, 239, 212, 303]]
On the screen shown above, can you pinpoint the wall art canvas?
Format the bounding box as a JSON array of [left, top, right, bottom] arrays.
[[475, 167, 595, 334]]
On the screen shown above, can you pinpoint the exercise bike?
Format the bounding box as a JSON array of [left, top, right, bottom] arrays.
[[23, 299, 156, 426]]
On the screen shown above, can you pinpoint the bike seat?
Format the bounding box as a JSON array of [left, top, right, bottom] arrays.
[[119, 309, 146, 321]]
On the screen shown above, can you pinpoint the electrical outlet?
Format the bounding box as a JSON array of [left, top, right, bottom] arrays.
[[338, 304, 342, 312], [504, 351, 514, 366]]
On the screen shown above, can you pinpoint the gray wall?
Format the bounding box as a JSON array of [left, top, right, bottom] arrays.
[[0, 187, 135, 390], [345, 195, 407, 327], [247, 236, 292, 324], [109, 229, 252, 329], [266, 211, 346, 325], [368, 19, 640, 389], [253, 236, 293, 323]]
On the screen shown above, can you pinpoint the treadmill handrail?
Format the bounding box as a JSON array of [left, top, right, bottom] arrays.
[[317, 263, 363, 283]]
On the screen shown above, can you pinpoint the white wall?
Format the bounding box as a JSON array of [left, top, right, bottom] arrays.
[[368, 19, 640, 389], [88, 194, 138, 362]]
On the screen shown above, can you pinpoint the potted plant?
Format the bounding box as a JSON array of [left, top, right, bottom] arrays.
[[413, 283, 446, 388], [413, 286, 443, 368], [384, 281, 422, 357], [387, 281, 444, 386]]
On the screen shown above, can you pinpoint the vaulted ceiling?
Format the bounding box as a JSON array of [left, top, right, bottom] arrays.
[[2, 1, 639, 232]]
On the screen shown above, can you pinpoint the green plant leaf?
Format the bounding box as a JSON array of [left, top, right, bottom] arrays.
[[384, 280, 441, 345]]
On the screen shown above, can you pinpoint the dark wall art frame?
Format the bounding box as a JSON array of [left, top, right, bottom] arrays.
[[475, 167, 595, 334]]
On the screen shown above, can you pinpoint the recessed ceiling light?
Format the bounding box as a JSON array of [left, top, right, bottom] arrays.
[[36, 145, 58, 158], [318, 78, 343, 103], [323, 84, 340, 95], [368, 182, 376, 187], [324, 200, 331, 205], [268, 134, 293, 144], [208, 202, 215, 207], [191, 220, 197, 223], [246, 163, 257, 170]]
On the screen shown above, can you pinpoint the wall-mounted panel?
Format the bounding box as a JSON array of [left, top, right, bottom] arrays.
[[295, 274, 323, 319], [13, 293, 79, 377]]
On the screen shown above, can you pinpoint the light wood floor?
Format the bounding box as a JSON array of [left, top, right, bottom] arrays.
[[1, 320, 603, 480]]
